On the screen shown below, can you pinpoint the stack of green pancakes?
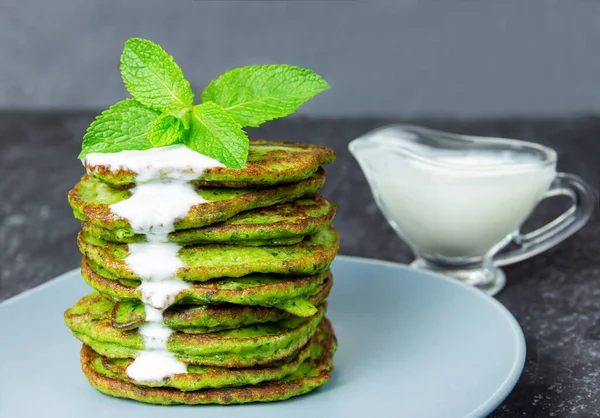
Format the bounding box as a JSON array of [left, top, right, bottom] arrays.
[[64, 140, 339, 405]]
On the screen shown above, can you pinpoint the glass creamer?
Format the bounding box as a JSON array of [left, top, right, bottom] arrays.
[[349, 125, 594, 295]]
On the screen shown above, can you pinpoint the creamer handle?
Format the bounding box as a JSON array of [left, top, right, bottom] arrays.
[[493, 173, 595, 266]]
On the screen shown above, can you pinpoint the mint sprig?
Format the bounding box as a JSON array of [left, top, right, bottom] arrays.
[[201, 65, 329, 127], [81, 38, 329, 168]]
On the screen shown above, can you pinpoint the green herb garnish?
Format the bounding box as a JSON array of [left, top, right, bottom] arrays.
[[79, 99, 160, 156], [80, 38, 330, 168]]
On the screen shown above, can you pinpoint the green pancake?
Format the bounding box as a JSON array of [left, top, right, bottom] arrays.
[[68, 168, 326, 235], [66, 299, 326, 367], [80, 318, 336, 404], [81, 195, 335, 246], [85, 318, 332, 392], [112, 274, 332, 332], [80, 260, 332, 318], [84, 140, 335, 188], [78, 226, 339, 282]]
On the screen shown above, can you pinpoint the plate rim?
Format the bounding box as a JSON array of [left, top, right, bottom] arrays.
[[0, 255, 525, 417]]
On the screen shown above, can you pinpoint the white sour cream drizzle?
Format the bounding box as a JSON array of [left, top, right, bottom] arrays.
[[83, 145, 224, 383], [85, 144, 225, 182], [110, 182, 210, 235]]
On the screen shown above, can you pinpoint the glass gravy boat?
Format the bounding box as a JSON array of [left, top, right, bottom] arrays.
[[349, 125, 594, 295]]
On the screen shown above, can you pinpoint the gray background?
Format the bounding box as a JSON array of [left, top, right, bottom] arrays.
[[3, 0, 600, 117]]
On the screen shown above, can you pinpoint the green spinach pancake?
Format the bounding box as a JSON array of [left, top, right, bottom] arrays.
[[69, 170, 326, 235], [85, 140, 335, 188], [80, 195, 335, 246], [85, 320, 330, 391], [66, 299, 326, 367], [77, 226, 339, 282], [111, 276, 332, 332], [80, 318, 336, 404], [79, 261, 333, 318]]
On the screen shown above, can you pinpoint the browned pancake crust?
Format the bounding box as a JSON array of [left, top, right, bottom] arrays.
[[77, 226, 339, 282], [160, 276, 333, 328], [81, 194, 336, 245], [84, 139, 336, 189], [80, 318, 336, 405], [69, 168, 326, 232]]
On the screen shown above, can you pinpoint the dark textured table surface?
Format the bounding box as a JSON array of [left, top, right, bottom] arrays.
[[1, 112, 599, 417]]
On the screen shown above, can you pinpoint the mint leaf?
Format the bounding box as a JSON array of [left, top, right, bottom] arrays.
[[186, 102, 249, 168], [169, 106, 192, 129], [79, 99, 160, 158], [147, 113, 186, 147], [200, 64, 329, 127], [120, 38, 194, 117]]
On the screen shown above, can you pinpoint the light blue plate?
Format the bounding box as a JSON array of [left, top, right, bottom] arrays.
[[0, 256, 525, 418]]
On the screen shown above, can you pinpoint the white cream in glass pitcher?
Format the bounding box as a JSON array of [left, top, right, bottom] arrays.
[[349, 125, 594, 295]]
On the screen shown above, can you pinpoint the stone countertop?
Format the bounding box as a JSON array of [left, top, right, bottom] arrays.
[[0, 112, 599, 416]]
